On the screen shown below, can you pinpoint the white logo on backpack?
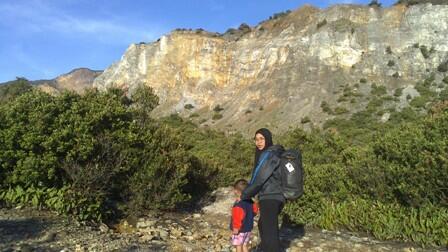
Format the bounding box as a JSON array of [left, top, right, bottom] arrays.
[[285, 162, 295, 173]]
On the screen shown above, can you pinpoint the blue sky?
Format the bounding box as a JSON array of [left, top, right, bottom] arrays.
[[0, 0, 395, 82]]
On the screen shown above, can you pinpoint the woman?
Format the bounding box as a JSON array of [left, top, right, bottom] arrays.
[[241, 128, 285, 252]]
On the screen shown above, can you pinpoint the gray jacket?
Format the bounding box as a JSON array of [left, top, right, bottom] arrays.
[[241, 145, 285, 203]]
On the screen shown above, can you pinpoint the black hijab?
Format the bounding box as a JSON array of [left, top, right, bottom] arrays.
[[253, 128, 273, 169]]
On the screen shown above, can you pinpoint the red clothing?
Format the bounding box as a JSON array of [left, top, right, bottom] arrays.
[[231, 200, 259, 231]]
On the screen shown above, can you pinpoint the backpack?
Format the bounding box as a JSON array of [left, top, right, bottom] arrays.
[[278, 149, 304, 200]]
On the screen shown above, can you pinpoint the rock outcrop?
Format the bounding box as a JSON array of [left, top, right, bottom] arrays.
[[35, 68, 102, 95], [94, 3, 448, 134]]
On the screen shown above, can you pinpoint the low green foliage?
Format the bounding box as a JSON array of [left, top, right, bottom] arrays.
[[301, 116, 311, 124], [394, 88, 403, 97], [184, 104, 194, 110], [334, 106, 349, 115], [437, 60, 448, 73], [279, 105, 448, 246], [212, 113, 223, 120], [317, 19, 327, 29], [371, 83, 387, 96], [321, 101, 333, 114], [0, 78, 33, 104], [0, 87, 201, 221]]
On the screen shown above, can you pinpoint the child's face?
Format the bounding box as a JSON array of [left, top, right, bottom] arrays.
[[234, 189, 242, 198]]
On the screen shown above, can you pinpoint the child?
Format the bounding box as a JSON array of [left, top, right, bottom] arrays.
[[230, 179, 259, 252]]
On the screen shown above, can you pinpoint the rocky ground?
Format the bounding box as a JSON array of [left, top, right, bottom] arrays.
[[1, 187, 446, 252]]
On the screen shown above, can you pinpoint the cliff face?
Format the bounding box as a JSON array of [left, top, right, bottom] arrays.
[[93, 4, 448, 134], [36, 68, 102, 95]]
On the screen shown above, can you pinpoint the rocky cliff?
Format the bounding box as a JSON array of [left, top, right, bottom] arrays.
[[35, 68, 102, 95], [93, 3, 448, 134]]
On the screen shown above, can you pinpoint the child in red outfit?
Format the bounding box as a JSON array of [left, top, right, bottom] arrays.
[[230, 179, 259, 252]]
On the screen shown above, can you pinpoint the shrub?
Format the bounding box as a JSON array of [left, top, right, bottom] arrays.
[[301, 116, 311, 124], [360, 78, 367, 83], [437, 60, 448, 72], [366, 98, 384, 112], [334, 106, 349, 115], [212, 113, 223, 120], [410, 96, 429, 108], [184, 104, 195, 110], [443, 76, 448, 84], [386, 46, 392, 54], [269, 10, 292, 20], [439, 88, 448, 101], [317, 19, 327, 29], [387, 60, 395, 67], [419, 45, 434, 59], [394, 88, 403, 97], [0, 78, 33, 104], [321, 101, 333, 114], [213, 104, 224, 112], [371, 84, 387, 96], [368, 0, 382, 7], [0, 88, 200, 221]]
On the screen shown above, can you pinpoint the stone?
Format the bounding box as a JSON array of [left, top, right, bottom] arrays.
[[99, 223, 109, 233], [159, 230, 169, 240], [40, 231, 57, 242], [136, 219, 157, 229]]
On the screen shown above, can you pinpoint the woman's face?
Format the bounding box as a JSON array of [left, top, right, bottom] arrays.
[[255, 133, 266, 150]]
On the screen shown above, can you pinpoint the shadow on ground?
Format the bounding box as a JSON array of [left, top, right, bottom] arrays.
[[0, 218, 49, 245]]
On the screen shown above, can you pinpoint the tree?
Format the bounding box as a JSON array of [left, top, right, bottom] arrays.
[[368, 0, 382, 7]]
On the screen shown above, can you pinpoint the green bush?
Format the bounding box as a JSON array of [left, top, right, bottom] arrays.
[[184, 104, 195, 110], [419, 45, 434, 59], [321, 101, 333, 114], [386, 46, 392, 54], [160, 115, 253, 188], [334, 106, 349, 115], [410, 96, 430, 108], [443, 76, 448, 84], [371, 84, 387, 96], [278, 106, 448, 246], [0, 78, 33, 104], [301, 116, 311, 124], [368, 0, 382, 7], [0, 88, 201, 221], [213, 104, 224, 112], [437, 60, 448, 72], [317, 19, 327, 29], [439, 88, 448, 101], [394, 88, 403, 97], [212, 113, 223, 120], [387, 60, 395, 67]]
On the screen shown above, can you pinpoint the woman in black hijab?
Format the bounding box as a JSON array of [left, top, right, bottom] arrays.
[[242, 128, 285, 252]]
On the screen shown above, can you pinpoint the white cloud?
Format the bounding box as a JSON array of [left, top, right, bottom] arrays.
[[0, 0, 163, 45]]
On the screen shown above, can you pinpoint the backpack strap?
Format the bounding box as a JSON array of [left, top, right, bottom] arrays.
[[249, 151, 271, 184]]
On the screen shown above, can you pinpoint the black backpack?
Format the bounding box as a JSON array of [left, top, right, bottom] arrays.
[[278, 149, 304, 200]]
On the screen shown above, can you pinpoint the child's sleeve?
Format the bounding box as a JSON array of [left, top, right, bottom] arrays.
[[232, 206, 246, 230], [252, 203, 259, 215]]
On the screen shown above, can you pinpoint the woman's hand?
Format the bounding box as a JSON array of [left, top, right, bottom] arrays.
[[232, 228, 239, 235]]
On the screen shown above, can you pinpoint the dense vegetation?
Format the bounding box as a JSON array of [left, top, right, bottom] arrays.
[[0, 78, 447, 247]]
